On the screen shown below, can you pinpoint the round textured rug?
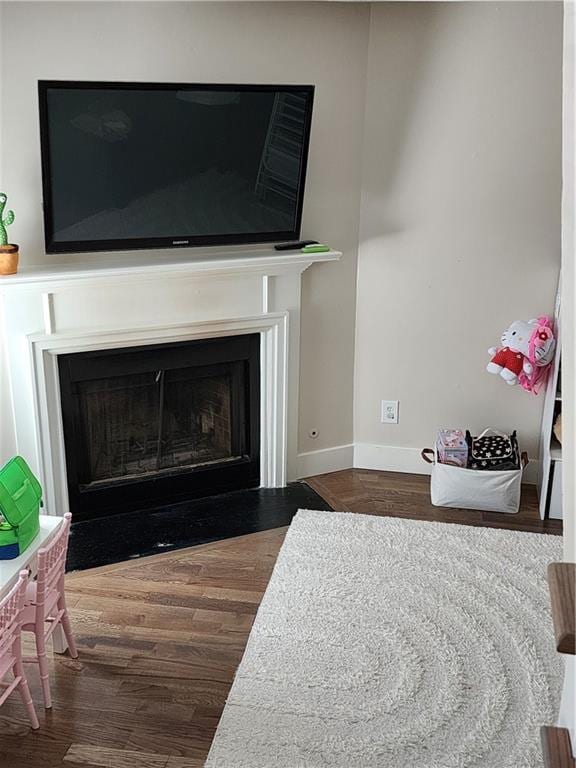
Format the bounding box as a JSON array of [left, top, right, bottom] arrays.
[[206, 510, 564, 768]]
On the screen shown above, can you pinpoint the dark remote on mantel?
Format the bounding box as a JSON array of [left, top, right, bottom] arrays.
[[274, 240, 318, 251]]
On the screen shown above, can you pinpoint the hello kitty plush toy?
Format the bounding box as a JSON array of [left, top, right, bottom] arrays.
[[487, 317, 556, 394]]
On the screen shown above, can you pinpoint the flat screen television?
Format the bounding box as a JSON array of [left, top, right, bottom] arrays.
[[38, 81, 314, 254]]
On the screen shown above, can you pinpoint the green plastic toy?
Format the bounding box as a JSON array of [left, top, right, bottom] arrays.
[[0, 456, 42, 560], [0, 192, 15, 247], [301, 244, 330, 254]]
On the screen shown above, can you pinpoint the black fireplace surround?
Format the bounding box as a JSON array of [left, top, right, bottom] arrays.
[[58, 334, 260, 520]]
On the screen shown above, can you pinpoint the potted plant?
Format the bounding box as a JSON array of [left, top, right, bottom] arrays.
[[0, 192, 18, 275]]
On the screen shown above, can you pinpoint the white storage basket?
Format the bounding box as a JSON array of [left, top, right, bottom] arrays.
[[421, 449, 528, 515]]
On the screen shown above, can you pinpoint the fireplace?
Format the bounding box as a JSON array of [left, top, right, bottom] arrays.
[[1, 249, 337, 517], [58, 334, 260, 519]]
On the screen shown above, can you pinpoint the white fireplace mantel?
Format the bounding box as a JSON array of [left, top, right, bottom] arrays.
[[0, 245, 341, 289], [0, 246, 342, 515]]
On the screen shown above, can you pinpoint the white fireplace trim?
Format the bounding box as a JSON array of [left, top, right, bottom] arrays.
[[27, 312, 288, 516]]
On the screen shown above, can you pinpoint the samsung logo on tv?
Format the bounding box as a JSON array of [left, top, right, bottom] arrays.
[[172, 240, 189, 245]]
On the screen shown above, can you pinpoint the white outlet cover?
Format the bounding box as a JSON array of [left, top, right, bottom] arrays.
[[381, 400, 399, 424]]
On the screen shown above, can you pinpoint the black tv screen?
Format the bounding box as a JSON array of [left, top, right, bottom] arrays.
[[38, 81, 314, 254]]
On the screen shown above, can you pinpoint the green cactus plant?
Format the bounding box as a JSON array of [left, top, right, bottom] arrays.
[[0, 193, 15, 247]]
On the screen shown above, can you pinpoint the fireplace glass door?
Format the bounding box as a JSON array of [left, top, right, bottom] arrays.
[[59, 335, 260, 519]]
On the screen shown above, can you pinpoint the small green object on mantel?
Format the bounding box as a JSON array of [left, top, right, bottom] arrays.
[[0, 192, 15, 247], [301, 244, 330, 253]]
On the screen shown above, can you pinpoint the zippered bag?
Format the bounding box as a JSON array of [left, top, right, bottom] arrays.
[[465, 428, 520, 471], [0, 456, 42, 560]]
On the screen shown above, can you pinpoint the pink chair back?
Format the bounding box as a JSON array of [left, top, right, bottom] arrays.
[[0, 571, 28, 660], [21, 513, 77, 711], [0, 570, 40, 728], [35, 513, 72, 610]]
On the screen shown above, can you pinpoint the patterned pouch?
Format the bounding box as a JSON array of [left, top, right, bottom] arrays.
[[465, 429, 520, 471]]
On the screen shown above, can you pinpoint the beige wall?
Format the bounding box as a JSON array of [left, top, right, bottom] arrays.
[[562, 2, 575, 561], [355, 2, 563, 466], [0, 2, 565, 474], [0, 3, 14, 462], [0, 1, 369, 460]]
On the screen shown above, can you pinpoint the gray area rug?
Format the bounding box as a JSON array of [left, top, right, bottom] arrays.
[[206, 510, 563, 767]]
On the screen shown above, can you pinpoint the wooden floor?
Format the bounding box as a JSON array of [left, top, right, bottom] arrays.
[[0, 469, 561, 767], [306, 468, 563, 535]]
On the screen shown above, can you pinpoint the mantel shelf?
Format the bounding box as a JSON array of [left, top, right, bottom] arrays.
[[0, 245, 342, 289]]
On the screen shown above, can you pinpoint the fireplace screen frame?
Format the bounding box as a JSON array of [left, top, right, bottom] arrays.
[[58, 334, 260, 519]]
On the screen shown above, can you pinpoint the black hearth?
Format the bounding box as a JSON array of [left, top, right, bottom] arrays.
[[58, 334, 260, 520]]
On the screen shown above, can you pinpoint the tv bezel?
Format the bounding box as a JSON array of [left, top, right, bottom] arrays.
[[38, 80, 315, 254]]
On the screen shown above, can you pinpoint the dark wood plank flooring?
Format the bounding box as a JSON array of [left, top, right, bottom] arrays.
[[0, 469, 561, 767], [306, 468, 563, 535], [1, 529, 284, 768]]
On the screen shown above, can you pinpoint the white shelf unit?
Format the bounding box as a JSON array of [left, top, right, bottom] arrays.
[[538, 284, 563, 520]]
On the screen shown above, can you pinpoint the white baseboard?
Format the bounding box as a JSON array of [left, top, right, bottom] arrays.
[[354, 443, 429, 477], [353, 442, 538, 485], [295, 442, 538, 485], [296, 443, 354, 479]]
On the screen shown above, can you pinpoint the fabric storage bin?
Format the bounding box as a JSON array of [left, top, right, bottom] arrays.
[[421, 448, 528, 514]]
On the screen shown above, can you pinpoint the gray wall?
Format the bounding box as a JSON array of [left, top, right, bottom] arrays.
[[0, 1, 370, 459], [0, 2, 564, 469], [355, 2, 562, 462]]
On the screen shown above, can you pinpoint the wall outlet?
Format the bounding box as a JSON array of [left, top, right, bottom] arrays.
[[381, 400, 399, 424]]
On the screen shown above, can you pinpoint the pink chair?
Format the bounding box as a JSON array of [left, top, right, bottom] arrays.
[[0, 570, 40, 729], [22, 512, 78, 709]]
